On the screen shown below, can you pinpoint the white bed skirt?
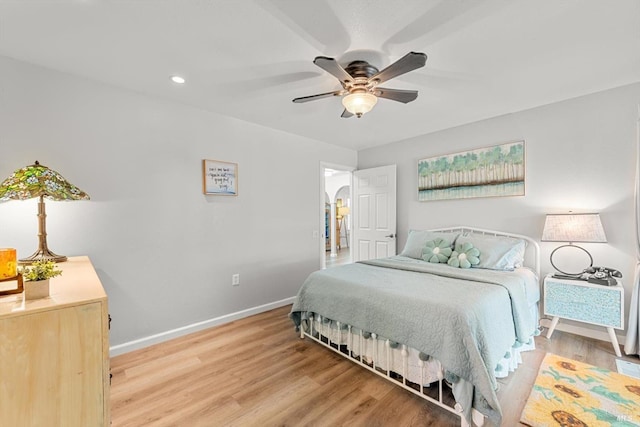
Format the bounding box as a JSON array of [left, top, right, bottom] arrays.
[[299, 302, 538, 426], [307, 309, 536, 385]]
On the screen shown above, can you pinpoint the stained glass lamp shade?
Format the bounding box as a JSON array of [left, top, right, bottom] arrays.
[[0, 161, 89, 264]]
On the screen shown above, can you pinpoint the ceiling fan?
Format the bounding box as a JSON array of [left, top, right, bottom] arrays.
[[292, 52, 427, 118]]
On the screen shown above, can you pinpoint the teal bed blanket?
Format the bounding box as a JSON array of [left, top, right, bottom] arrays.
[[290, 256, 537, 426]]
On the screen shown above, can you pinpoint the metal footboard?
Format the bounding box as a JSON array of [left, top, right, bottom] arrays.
[[300, 314, 485, 427]]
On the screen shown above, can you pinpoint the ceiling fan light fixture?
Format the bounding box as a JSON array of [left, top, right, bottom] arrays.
[[293, 52, 426, 118], [342, 92, 377, 118]]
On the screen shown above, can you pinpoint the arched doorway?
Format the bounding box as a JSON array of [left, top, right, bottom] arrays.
[[322, 165, 353, 268]]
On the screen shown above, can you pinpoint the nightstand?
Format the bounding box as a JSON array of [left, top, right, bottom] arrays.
[[543, 274, 624, 357]]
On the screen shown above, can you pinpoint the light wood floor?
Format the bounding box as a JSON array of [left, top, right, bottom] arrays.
[[110, 305, 639, 427], [325, 247, 351, 268]]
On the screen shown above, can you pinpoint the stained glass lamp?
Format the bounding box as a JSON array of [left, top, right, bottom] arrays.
[[0, 161, 90, 264]]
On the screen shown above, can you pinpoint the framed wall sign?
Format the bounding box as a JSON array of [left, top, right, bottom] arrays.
[[202, 159, 238, 196]]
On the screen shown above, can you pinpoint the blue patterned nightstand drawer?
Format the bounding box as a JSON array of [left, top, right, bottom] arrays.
[[544, 279, 622, 328]]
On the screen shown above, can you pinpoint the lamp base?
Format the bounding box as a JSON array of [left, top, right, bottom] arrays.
[[550, 244, 593, 276], [19, 248, 67, 265]]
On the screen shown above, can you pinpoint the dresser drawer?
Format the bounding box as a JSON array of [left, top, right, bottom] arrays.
[[544, 280, 622, 328]]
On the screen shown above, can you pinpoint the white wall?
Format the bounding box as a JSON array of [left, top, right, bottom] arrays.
[[358, 82, 640, 342], [0, 56, 356, 351]]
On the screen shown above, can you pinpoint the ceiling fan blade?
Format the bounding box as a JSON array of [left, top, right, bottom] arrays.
[[375, 88, 419, 104], [341, 109, 354, 118], [313, 56, 354, 86], [369, 52, 427, 85], [292, 90, 344, 103]]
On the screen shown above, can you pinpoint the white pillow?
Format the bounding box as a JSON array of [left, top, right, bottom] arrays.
[[400, 230, 460, 259], [456, 233, 526, 271]]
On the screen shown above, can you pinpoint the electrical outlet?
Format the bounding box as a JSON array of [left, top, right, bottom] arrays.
[[232, 273, 240, 286]]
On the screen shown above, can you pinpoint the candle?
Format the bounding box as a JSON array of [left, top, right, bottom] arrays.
[[0, 248, 17, 279]]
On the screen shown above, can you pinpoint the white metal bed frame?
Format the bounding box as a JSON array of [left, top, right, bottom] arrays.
[[298, 226, 540, 427]]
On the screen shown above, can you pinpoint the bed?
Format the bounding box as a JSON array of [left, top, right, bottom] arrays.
[[290, 227, 540, 427]]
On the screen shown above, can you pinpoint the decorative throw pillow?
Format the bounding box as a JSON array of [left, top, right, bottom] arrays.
[[400, 230, 460, 259], [448, 242, 481, 269], [456, 234, 526, 271], [422, 238, 452, 263]]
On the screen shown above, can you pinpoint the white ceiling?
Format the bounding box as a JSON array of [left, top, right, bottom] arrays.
[[0, 0, 638, 151]]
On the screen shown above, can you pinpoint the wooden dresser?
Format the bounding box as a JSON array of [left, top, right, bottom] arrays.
[[0, 256, 110, 426]]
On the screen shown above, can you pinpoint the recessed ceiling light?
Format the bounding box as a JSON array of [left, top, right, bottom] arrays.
[[170, 75, 186, 84]]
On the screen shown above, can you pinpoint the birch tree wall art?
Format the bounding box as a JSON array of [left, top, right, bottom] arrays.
[[417, 141, 525, 201]]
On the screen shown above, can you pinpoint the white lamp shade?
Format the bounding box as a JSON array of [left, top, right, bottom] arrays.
[[342, 92, 377, 116], [541, 213, 607, 243]]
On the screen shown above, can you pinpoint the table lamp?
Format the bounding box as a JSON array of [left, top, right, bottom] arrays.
[[0, 161, 90, 264], [541, 213, 607, 276]]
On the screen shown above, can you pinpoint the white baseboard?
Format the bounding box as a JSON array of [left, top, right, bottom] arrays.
[[109, 296, 296, 357]]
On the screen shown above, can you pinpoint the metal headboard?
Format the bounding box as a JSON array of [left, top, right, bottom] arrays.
[[427, 226, 540, 277]]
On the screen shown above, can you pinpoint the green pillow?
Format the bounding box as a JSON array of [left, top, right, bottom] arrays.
[[422, 238, 452, 263], [448, 242, 480, 269]]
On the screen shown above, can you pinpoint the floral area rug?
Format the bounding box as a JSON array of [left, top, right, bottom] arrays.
[[520, 353, 640, 426]]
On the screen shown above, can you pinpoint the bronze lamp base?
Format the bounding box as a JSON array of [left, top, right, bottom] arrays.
[[19, 249, 67, 265], [18, 195, 67, 265]]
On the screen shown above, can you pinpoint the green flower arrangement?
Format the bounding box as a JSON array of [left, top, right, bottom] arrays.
[[21, 260, 63, 282], [422, 238, 452, 263], [447, 242, 480, 269]]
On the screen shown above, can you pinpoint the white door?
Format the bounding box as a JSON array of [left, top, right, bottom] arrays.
[[352, 165, 397, 261]]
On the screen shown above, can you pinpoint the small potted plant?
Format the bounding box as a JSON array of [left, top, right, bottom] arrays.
[[21, 260, 62, 300]]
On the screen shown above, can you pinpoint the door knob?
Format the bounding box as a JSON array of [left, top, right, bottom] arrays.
[[385, 234, 396, 238]]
